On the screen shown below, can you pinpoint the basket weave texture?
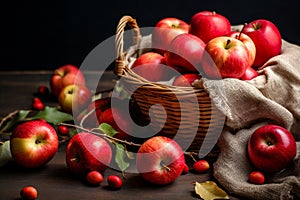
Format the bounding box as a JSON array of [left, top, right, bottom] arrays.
[[114, 16, 225, 155]]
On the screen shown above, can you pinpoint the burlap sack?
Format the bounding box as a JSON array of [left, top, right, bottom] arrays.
[[200, 40, 300, 200], [124, 32, 300, 199]]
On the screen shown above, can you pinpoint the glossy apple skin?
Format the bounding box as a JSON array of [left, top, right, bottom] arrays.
[[165, 33, 206, 74], [202, 36, 250, 79], [58, 84, 92, 115], [50, 64, 86, 97], [98, 107, 133, 140], [248, 125, 297, 173], [240, 67, 258, 81], [131, 52, 175, 82], [20, 186, 38, 200], [136, 136, 185, 185], [242, 19, 282, 67], [189, 11, 231, 44], [173, 74, 201, 87], [66, 132, 112, 176], [226, 31, 256, 67], [152, 17, 189, 54], [10, 120, 59, 168]]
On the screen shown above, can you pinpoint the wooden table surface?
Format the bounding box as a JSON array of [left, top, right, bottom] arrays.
[[0, 70, 244, 200]]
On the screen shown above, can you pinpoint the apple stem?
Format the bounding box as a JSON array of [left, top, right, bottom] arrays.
[[225, 39, 231, 49], [161, 162, 171, 172], [238, 23, 247, 40]]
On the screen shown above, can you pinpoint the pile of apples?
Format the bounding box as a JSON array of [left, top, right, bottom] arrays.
[[131, 10, 282, 85]]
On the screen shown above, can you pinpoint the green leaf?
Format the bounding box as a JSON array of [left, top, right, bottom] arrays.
[[115, 143, 130, 172], [98, 123, 118, 137], [0, 141, 12, 167], [195, 181, 229, 200], [0, 110, 30, 133], [30, 106, 73, 125]]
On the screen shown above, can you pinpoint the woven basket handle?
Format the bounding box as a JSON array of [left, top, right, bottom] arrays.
[[115, 16, 141, 78]]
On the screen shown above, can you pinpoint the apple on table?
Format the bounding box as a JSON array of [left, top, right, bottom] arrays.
[[248, 124, 297, 173], [66, 132, 112, 177], [136, 136, 185, 185], [50, 64, 86, 97], [10, 120, 59, 168]]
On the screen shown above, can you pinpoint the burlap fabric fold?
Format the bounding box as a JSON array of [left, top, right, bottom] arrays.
[[124, 32, 300, 199], [196, 40, 300, 200]]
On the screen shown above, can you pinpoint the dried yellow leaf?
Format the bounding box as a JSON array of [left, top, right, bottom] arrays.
[[195, 181, 229, 200]]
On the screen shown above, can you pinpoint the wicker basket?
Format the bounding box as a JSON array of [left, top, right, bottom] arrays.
[[114, 16, 225, 156]]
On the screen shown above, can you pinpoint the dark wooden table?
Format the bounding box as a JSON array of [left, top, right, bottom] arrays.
[[0, 70, 243, 200]]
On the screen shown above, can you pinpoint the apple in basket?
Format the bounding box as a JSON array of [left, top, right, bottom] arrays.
[[202, 36, 250, 79], [242, 19, 282, 67], [136, 136, 185, 185], [248, 124, 297, 173], [226, 31, 256, 67], [66, 132, 112, 176], [50, 64, 86, 97], [172, 74, 201, 87], [165, 33, 206, 74], [152, 17, 189, 54], [131, 52, 175, 82], [189, 11, 231, 44]]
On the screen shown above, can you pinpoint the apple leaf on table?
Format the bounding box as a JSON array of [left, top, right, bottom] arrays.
[[0, 141, 12, 167], [195, 181, 229, 200], [29, 106, 73, 125]]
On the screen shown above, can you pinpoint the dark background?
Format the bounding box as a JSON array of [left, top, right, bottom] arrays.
[[0, 0, 298, 71]]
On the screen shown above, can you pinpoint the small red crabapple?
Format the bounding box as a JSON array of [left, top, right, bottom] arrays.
[[193, 159, 210, 173], [107, 175, 122, 190], [248, 171, 265, 184], [86, 171, 104, 185], [20, 185, 38, 200]]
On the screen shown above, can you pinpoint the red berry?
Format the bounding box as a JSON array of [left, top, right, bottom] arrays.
[[32, 98, 44, 110], [193, 159, 210, 173], [181, 163, 189, 175], [58, 125, 69, 135], [86, 171, 104, 185], [37, 85, 49, 95], [20, 186, 38, 200], [107, 175, 122, 190], [248, 171, 265, 184]]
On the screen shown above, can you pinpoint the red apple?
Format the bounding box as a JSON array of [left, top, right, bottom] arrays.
[[189, 11, 231, 44], [50, 64, 86, 97], [20, 186, 38, 200], [248, 124, 297, 173], [98, 107, 133, 140], [172, 74, 201, 87], [10, 120, 59, 168], [152, 17, 189, 54], [165, 33, 206, 74], [240, 67, 258, 81], [66, 132, 112, 176], [202, 36, 250, 79], [136, 136, 185, 185], [58, 84, 92, 115], [131, 52, 175, 82], [242, 19, 282, 67], [248, 171, 265, 185], [226, 31, 256, 67]]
